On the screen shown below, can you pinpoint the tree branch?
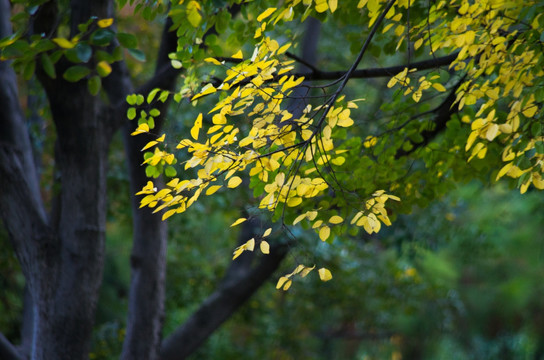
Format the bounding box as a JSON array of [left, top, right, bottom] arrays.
[[0, 332, 21, 360], [159, 219, 289, 360], [294, 52, 459, 81], [395, 76, 465, 158]]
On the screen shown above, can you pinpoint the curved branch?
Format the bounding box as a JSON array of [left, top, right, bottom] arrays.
[[159, 219, 288, 360]]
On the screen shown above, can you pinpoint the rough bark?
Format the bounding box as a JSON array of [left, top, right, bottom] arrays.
[[119, 16, 179, 360], [0, 0, 118, 358]]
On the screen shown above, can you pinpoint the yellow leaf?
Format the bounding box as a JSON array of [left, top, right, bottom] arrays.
[[97, 18, 114, 28], [277, 42, 291, 55], [300, 265, 315, 277], [204, 57, 222, 65], [287, 197, 302, 207], [432, 83, 446, 92], [205, 185, 222, 195], [232, 50, 244, 59], [227, 176, 243, 188], [328, 0, 338, 12], [257, 7, 276, 22], [246, 238, 255, 251], [230, 217, 247, 227], [192, 84, 216, 101], [141, 141, 158, 151], [282, 279, 292, 291], [53, 37, 75, 49], [496, 162, 513, 181], [337, 117, 354, 127], [315, 0, 328, 13], [131, 123, 149, 136], [293, 213, 307, 225], [414, 38, 424, 50], [162, 209, 177, 221], [97, 61, 112, 77], [522, 105, 538, 118], [319, 226, 330, 241], [329, 215, 343, 224], [486, 124, 499, 141], [263, 227, 272, 237], [260, 240, 270, 254], [190, 113, 202, 140], [318, 268, 332, 281], [276, 276, 289, 289]]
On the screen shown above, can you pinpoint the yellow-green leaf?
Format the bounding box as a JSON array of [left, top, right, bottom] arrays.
[[257, 7, 276, 22], [227, 176, 243, 188], [260, 240, 270, 254], [232, 50, 244, 59], [318, 268, 332, 281], [53, 37, 75, 49], [276, 276, 289, 289], [230, 217, 247, 227], [97, 18, 114, 28], [205, 185, 222, 195], [319, 226, 331, 241], [329, 215, 343, 224]]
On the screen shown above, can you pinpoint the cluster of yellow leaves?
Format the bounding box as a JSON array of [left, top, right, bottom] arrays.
[[132, 8, 364, 223], [130, 4, 403, 289], [232, 226, 271, 260], [371, 0, 544, 193], [293, 190, 400, 242], [276, 264, 332, 291], [387, 67, 446, 102]]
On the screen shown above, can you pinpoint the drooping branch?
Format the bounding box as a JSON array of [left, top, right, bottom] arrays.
[[159, 219, 289, 360]]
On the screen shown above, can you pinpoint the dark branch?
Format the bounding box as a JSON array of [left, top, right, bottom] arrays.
[[0, 332, 21, 360], [395, 76, 466, 158], [294, 52, 458, 81], [159, 219, 289, 360]]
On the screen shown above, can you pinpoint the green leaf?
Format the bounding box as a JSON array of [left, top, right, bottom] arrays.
[[75, 43, 92, 62], [90, 29, 114, 46], [535, 141, 544, 154], [147, 88, 160, 104], [63, 65, 90, 82], [127, 48, 146, 62], [41, 53, 56, 78], [126, 94, 137, 105], [215, 10, 231, 33], [127, 107, 136, 120], [87, 75, 101, 96], [145, 165, 156, 178], [96, 61, 112, 77], [165, 166, 177, 177], [23, 60, 35, 80], [117, 32, 138, 48]]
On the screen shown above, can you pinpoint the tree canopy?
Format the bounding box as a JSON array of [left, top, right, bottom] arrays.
[[1, 0, 543, 359], [128, 0, 543, 285]]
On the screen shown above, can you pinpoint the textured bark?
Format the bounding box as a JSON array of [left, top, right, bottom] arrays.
[[1, 0, 115, 358], [119, 16, 179, 360]]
